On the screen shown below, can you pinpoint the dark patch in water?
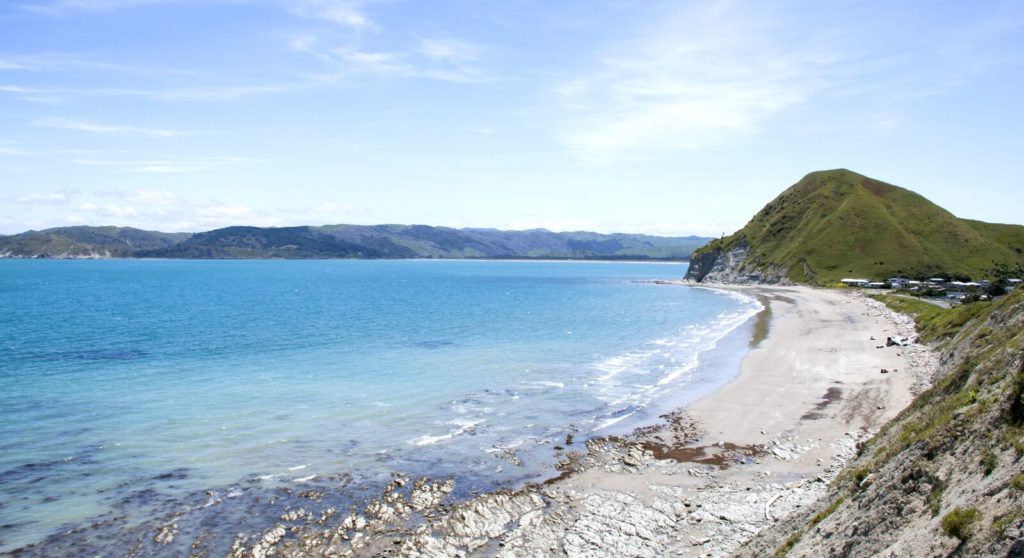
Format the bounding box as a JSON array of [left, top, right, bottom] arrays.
[[0, 446, 102, 485], [38, 349, 149, 362], [413, 339, 455, 349], [153, 468, 190, 482], [7, 471, 377, 557]]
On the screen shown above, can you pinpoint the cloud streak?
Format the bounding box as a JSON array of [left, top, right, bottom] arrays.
[[554, 3, 839, 159], [554, 2, 1024, 160], [8, 188, 363, 232], [293, 35, 488, 83], [34, 117, 180, 137], [71, 155, 253, 173]]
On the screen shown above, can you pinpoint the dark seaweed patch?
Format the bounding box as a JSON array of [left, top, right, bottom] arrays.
[[37, 349, 149, 362], [414, 339, 456, 349]]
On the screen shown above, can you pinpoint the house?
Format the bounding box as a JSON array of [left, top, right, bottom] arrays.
[[841, 278, 870, 287], [927, 277, 947, 286], [888, 277, 910, 289], [949, 281, 980, 291], [1008, 278, 1022, 290], [866, 282, 888, 289]]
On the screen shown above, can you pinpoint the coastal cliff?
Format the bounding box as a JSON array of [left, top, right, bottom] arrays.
[[737, 288, 1024, 557], [685, 169, 1024, 284]]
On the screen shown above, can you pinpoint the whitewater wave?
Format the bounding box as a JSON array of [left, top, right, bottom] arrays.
[[591, 292, 762, 431], [409, 419, 486, 447]]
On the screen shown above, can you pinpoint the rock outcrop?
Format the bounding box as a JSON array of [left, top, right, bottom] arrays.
[[684, 241, 794, 285]]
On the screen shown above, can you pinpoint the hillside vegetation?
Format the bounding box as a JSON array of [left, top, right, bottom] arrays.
[[0, 226, 190, 258], [0, 225, 710, 260], [737, 288, 1024, 557], [686, 169, 1024, 284]]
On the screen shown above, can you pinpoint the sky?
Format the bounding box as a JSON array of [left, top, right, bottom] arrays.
[[1, 0, 1022, 237]]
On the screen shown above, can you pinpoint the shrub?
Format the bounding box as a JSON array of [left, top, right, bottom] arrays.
[[1010, 372, 1024, 425], [981, 450, 997, 476], [941, 507, 981, 541], [810, 497, 845, 526], [1012, 473, 1024, 491], [773, 532, 803, 557]]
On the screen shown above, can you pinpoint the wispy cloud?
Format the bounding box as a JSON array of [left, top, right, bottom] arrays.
[[293, 35, 488, 83], [15, 192, 69, 204], [71, 155, 252, 173], [0, 59, 31, 70], [554, 2, 1024, 161], [1, 82, 295, 102], [8, 188, 363, 232], [554, 4, 838, 159], [418, 39, 481, 63], [287, 0, 372, 28], [21, 0, 168, 14], [34, 117, 180, 137]]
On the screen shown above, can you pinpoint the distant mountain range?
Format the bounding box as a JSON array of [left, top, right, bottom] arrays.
[[0, 224, 712, 261], [686, 169, 1024, 284]]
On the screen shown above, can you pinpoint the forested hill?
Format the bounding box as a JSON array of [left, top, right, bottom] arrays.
[[0, 224, 711, 260]]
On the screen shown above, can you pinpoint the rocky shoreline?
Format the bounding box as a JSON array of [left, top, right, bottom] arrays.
[[216, 286, 937, 558]]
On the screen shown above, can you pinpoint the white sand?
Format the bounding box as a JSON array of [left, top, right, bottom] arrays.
[[243, 285, 939, 558], [488, 285, 937, 557]]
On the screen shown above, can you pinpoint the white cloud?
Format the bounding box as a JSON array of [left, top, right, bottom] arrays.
[[0, 146, 28, 156], [418, 39, 481, 62], [555, 2, 1024, 161], [0, 59, 30, 70], [1, 83, 294, 102], [555, 3, 836, 159], [293, 34, 488, 83], [71, 155, 251, 173], [311, 201, 355, 213], [129, 189, 177, 204], [15, 192, 68, 204], [34, 117, 180, 137], [287, 0, 372, 28]]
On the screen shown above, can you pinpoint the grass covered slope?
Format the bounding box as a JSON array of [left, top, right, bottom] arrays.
[[736, 289, 1024, 557], [687, 169, 1024, 283], [0, 224, 711, 260], [0, 226, 190, 258]]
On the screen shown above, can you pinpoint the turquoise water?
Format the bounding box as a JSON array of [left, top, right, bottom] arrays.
[[0, 259, 759, 555]]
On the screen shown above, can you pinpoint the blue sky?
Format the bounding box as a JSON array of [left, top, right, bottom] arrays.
[[1, 0, 1022, 236]]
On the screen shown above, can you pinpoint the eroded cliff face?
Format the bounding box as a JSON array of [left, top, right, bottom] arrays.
[[684, 241, 793, 285], [735, 291, 1024, 557]]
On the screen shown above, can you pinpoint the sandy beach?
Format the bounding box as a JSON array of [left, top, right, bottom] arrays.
[[231, 285, 938, 557]]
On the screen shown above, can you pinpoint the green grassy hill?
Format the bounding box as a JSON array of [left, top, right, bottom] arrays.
[[0, 224, 711, 260], [687, 169, 1024, 283], [0, 226, 190, 258]]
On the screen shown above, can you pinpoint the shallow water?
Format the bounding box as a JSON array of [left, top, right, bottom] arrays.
[[0, 259, 759, 555]]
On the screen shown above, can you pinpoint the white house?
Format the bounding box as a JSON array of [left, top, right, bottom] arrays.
[[889, 277, 910, 289], [841, 278, 870, 287]]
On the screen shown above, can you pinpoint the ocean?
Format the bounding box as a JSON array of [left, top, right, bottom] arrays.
[[0, 259, 760, 555]]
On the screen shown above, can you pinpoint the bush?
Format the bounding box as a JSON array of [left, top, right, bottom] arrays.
[[941, 507, 981, 541], [1012, 473, 1024, 491], [981, 450, 997, 476], [811, 497, 845, 526], [1010, 372, 1024, 425]]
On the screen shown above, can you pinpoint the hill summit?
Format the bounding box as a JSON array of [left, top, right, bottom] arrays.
[[686, 169, 1024, 284]]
